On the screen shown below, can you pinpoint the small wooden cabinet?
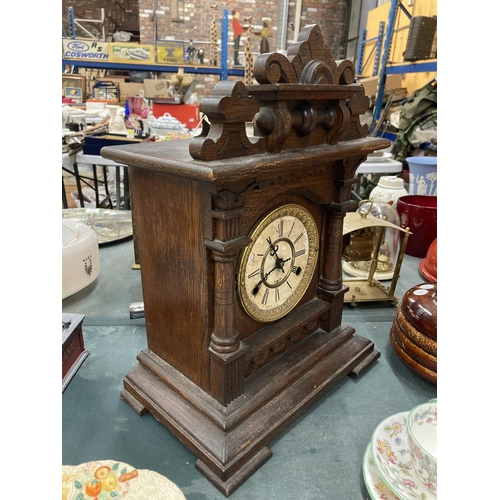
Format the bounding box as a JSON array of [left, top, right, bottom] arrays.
[[102, 25, 389, 496]]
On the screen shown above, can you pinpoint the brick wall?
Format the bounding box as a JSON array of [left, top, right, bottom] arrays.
[[62, 0, 139, 38], [62, 0, 348, 96]]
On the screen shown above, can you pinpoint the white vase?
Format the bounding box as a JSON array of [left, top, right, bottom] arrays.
[[107, 105, 128, 135], [406, 156, 437, 196]]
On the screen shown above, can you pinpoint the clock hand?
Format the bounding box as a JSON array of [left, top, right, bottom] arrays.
[[251, 265, 278, 295], [267, 236, 289, 274], [276, 257, 291, 273], [266, 236, 280, 258]]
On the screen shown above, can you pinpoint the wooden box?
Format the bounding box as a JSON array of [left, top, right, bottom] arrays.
[[62, 313, 88, 392]]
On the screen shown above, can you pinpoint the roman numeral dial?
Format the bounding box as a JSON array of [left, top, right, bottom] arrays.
[[237, 204, 319, 323]]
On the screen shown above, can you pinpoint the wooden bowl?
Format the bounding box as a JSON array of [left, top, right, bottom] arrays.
[[390, 283, 438, 385], [390, 329, 437, 385], [391, 318, 437, 372], [396, 307, 437, 356]]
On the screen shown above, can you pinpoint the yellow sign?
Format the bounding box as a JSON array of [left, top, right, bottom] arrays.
[[157, 41, 185, 64], [110, 43, 155, 64], [63, 39, 110, 61]]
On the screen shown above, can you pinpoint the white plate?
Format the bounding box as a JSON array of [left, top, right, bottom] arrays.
[[371, 411, 437, 500], [366, 152, 392, 162], [362, 444, 401, 500], [62, 209, 133, 245]]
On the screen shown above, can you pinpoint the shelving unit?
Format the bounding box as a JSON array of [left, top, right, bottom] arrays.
[[62, 8, 244, 82], [355, 21, 385, 77], [369, 0, 437, 133]]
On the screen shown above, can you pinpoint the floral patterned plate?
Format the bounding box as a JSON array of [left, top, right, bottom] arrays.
[[371, 411, 437, 500], [362, 444, 401, 500], [62, 459, 186, 500]]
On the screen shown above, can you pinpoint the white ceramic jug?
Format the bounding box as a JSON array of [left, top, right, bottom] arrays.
[[369, 175, 408, 206]]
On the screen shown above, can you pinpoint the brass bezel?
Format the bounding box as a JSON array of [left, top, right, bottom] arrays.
[[237, 204, 319, 323]]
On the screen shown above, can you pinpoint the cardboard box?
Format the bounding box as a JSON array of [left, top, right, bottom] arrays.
[[143, 79, 169, 98], [152, 103, 200, 129], [119, 82, 145, 101], [358, 74, 403, 97]]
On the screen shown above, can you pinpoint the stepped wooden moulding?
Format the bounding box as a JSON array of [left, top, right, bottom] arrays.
[[101, 24, 390, 496]]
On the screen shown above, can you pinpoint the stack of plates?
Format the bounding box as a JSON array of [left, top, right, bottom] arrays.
[[390, 283, 437, 385], [362, 400, 437, 500]]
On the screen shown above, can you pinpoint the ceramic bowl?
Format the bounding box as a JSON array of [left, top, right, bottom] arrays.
[[371, 411, 436, 499], [397, 195, 437, 258], [62, 219, 100, 299], [407, 401, 437, 495], [419, 237, 437, 282]]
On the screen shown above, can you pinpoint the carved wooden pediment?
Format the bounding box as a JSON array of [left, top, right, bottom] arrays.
[[189, 24, 370, 161]]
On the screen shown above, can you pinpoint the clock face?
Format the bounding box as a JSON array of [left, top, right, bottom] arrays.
[[237, 204, 319, 323]]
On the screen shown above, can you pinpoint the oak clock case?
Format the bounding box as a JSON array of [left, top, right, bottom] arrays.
[[101, 24, 389, 497], [237, 203, 319, 323]]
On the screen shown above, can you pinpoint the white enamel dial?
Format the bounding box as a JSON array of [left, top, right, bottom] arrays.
[[237, 204, 319, 323]]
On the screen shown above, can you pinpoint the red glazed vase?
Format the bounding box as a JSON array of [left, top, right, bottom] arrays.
[[397, 195, 437, 258]]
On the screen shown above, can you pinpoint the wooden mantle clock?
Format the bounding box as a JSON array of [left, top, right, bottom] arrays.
[[102, 25, 390, 496]]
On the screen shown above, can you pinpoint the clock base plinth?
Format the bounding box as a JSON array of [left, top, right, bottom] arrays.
[[120, 325, 378, 496], [349, 349, 381, 378], [195, 447, 273, 497]]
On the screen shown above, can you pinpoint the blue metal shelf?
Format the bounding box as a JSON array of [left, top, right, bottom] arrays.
[[385, 61, 437, 74], [62, 58, 244, 77]]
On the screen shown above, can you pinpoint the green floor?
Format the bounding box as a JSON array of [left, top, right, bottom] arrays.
[[62, 238, 436, 499]]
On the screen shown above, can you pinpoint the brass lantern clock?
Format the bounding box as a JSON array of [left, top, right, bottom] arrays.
[[342, 201, 411, 306], [102, 25, 390, 497]]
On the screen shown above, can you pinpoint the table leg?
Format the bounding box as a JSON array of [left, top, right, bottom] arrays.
[[73, 162, 85, 208], [103, 166, 112, 209], [62, 177, 68, 208], [116, 166, 121, 210], [123, 166, 130, 210], [92, 164, 100, 207]]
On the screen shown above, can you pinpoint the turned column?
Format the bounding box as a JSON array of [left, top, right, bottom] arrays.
[[319, 155, 364, 331], [204, 194, 251, 405]]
